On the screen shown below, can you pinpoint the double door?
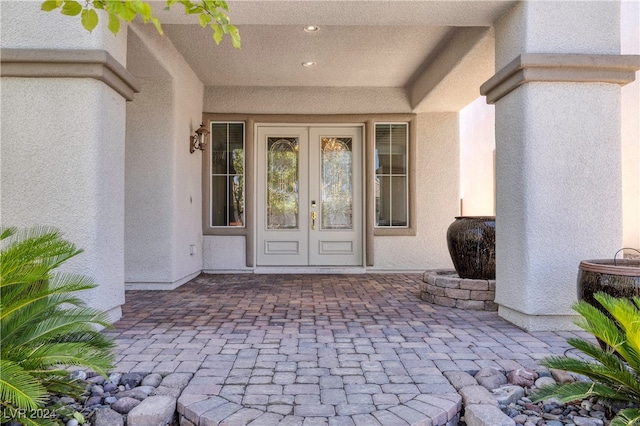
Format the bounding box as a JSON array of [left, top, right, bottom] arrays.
[[256, 126, 363, 266]]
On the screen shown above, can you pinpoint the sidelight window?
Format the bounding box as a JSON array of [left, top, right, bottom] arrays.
[[374, 123, 409, 228], [210, 122, 245, 227]]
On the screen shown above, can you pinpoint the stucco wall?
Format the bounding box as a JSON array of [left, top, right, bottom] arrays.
[[124, 23, 204, 289], [1, 79, 126, 320], [621, 0, 640, 251], [203, 236, 252, 272], [373, 113, 459, 271], [459, 97, 496, 216], [0, 1, 127, 65], [0, 1, 129, 321]]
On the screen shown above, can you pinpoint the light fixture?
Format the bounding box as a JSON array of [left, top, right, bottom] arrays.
[[304, 25, 319, 32], [190, 123, 209, 153], [302, 61, 317, 67]]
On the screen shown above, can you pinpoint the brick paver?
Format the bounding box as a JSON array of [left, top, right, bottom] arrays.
[[108, 274, 591, 425]]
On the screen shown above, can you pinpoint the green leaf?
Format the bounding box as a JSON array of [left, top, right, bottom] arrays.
[[199, 13, 212, 28], [41, 1, 60, 12], [81, 9, 99, 32], [151, 17, 163, 35], [61, 0, 82, 16], [107, 11, 121, 34], [72, 411, 85, 424], [229, 24, 241, 49], [211, 24, 223, 44]]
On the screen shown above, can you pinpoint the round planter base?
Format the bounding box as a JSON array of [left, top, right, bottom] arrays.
[[420, 270, 497, 311]]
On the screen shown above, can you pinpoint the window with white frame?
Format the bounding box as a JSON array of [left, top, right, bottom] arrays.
[[210, 122, 245, 227], [374, 123, 409, 228]]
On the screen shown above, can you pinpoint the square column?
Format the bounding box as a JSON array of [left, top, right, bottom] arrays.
[[482, 1, 640, 330], [1, 2, 138, 321]]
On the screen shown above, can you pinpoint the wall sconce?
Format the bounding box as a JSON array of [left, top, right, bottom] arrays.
[[190, 123, 210, 153]]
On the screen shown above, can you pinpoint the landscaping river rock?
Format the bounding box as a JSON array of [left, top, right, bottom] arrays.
[[39, 371, 191, 426], [454, 367, 625, 426]]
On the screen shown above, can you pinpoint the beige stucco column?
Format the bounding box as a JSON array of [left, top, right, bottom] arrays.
[[481, 1, 640, 331], [0, 2, 138, 321]]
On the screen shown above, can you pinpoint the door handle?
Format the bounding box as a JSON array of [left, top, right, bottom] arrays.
[[311, 211, 316, 230]]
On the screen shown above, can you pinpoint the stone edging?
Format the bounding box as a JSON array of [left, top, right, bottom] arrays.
[[0, 48, 140, 101], [420, 270, 497, 311]]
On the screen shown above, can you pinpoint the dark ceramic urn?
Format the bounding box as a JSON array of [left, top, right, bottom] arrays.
[[578, 259, 640, 307], [446, 216, 496, 280], [578, 258, 640, 351]]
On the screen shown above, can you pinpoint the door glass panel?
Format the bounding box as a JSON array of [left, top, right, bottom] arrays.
[[321, 137, 353, 230], [267, 138, 299, 229]]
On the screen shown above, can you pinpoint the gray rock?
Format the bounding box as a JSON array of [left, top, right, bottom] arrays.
[[127, 395, 177, 426], [93, 408, 124, 426], [59, 397, 75, 405], [493, 385, 525, 406], [141, 373, 163, 388], [475, 367, 507, 390], [103, 382, 117, 393], [115, 388, 149, 401], [111, 396, 141, 414], [460, 385, 499, 406], [91, 385, 105, 396], [547, 422, 563, 426], [108, 373, 122, 385], [86, 396, 102, 407], [104, 396, 117, 405], [465, 404, 516, 426], [70, 370, 87, 381], [87, 375, 106, 385], [507, 368, 538, 387], [159, 372, 192, 389], [66, 419, 79, 426], [120, 372, 146, 388], [573, 416, 604, 426]]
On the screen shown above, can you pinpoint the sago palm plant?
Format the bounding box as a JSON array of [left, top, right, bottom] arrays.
[[531, 292, 640, 426], [0, 227, 115, 426]]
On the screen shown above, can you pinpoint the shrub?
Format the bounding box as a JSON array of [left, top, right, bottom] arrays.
[[0, 227, 115, 425], [531, 292, 640, 426]]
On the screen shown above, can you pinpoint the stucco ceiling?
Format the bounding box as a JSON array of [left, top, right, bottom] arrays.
[[136, 1, 515, 110]]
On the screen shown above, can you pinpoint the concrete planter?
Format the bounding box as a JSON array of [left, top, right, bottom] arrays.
[[446, 216, 496, 280]]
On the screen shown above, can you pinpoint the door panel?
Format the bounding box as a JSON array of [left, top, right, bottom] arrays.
[[309, 127, 362, 266], [257, 126, 362, 266], [257, 127, 309, 266]]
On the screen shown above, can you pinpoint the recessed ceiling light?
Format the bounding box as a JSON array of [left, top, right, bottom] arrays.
[[302, 61, 317, 67], [304, 26, 319, 32]]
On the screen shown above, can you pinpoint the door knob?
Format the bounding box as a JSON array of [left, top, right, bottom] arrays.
[[311, 211, 316, 230]]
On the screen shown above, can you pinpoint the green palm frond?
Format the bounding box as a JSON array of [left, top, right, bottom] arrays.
[[0, 226, 115, 424], [0, 359, 47, 410], [611, 408, 640, 426], [532, 381, 630, 403], [532, 291, 640, 426], [595, 294, 640, 359]]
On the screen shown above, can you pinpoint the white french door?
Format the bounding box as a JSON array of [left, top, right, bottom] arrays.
[[256, 126, 363, 266]]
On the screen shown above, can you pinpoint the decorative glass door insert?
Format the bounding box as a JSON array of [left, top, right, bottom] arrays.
[[321, 137, 353, 230], [267, 138, 299, 229]]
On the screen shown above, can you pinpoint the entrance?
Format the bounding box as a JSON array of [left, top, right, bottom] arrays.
[[256, 126, 363, 266]]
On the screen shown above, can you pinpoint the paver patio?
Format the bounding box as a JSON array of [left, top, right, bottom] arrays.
[[107, 273, 591, 425]]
